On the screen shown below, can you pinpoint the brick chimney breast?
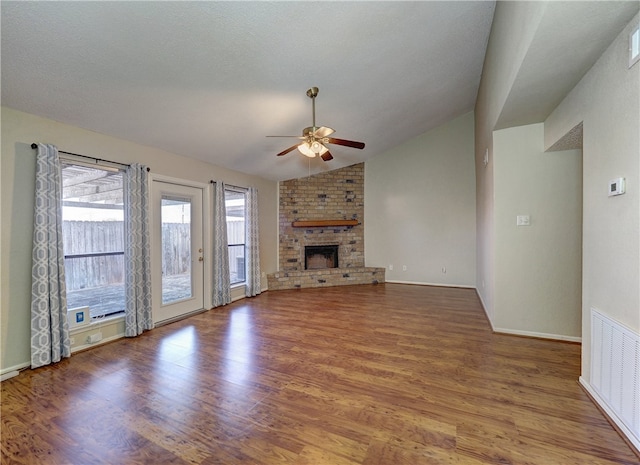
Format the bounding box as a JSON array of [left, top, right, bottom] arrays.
[[268, 163, 384, 290]]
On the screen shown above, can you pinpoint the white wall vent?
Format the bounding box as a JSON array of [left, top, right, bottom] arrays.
[[590, 308, 640, 447]]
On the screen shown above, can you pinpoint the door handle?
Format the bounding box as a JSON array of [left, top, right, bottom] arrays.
[[198, 257, 204, 262]]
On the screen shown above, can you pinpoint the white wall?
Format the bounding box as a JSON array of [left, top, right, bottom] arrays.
[[494, 123, 582, 340], [475, 6, 638, 447], [545, 13, 640, 378], [365, 111, 476, 287], [1, 106, 278, 372], [474, 1, 548, 319]]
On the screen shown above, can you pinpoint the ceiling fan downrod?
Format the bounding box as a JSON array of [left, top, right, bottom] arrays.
[[307, 87, 319, 131]]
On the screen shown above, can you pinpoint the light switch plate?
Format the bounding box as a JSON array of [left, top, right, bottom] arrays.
[[516, 215, 530, 226]]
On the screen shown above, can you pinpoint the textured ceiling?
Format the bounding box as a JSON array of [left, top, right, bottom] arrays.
[[2, 2, 638, 181], [496, 1, 640, 130], [547, 122, 583, 152], [1, 1, 494, 181]]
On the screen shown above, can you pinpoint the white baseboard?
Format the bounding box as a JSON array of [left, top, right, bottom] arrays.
[[1, 369, 22, 382], [580, 376, 640, 453], [475, 290, 495, 331], [473, 288, 581, 343], [493, 326, 581, 343], [0, 362, 30, 381], [385, 280, 475, 289], [1, 334, 129, 379], [1, 371, 20, 382]]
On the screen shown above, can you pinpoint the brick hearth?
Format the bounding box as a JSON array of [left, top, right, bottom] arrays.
[[267, 267, 384, 290], [267, 162, 384, 291]]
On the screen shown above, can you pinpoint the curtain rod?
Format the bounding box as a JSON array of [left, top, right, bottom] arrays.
[[210, 180, 248, 191], [31, 143, 149, 171]]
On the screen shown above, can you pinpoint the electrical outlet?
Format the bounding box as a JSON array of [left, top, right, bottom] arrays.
[[389, 264, 393, 271], [442, 267, 447, 274], [69, 337, 75, 346], [402, 265, 407, 271]]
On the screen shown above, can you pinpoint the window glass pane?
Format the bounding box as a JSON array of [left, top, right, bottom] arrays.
[[228, 244, 245, 285], [225, 190, 246, 284], [161, 196, 192, 304], [61, 163, 125, 318]]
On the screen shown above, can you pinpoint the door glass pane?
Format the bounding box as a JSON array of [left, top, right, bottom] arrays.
[[161, 196, 192, 304]]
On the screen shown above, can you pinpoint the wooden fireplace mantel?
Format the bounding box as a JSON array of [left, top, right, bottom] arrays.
[[291, 219, 359, 228]]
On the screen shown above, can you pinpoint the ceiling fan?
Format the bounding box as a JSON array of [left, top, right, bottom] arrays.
[[268, 87, 365, 161]]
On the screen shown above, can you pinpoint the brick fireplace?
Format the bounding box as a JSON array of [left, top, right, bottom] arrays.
[[267, 163, 384, 290]]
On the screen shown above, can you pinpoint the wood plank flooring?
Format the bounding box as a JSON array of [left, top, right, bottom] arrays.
[[2, 284, 638, 464]]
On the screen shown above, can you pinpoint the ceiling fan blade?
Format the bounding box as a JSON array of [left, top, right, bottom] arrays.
[[327, 138, 365, 150], [313, 126, 335, 138], [277, 144, 300, 157], [321, 151, 333, 161]]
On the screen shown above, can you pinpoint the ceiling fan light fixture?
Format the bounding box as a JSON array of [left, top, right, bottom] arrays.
[[297, 142, 316, 158], [311, 140, 328, 155], [270, 87, 365, 162]]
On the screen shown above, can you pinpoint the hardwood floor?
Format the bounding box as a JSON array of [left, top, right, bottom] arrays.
[[2, 284, 638, 464]]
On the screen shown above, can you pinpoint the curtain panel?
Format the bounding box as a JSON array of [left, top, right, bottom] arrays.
[[212, 181, 231, 307], [124, 163, 153, 337], [245, 187, 261, 297], [30, 144, 71, 368]]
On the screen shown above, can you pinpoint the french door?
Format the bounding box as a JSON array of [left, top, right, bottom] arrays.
[[152, 181, 204, 323]]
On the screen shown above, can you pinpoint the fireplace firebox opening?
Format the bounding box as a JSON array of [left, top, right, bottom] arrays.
[[305, 245, 339, 270]]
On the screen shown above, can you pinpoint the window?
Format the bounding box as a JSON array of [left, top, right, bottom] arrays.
[[225, 189, 246, 285], [630, 24, 640, 68], [61, 162, 125, 319]]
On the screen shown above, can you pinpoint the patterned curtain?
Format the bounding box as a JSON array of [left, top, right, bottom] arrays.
[[245, 187, 261, 297], [124, 163, 153, 337], [30, 144, 71, 369], [212, 181, 231, 307]]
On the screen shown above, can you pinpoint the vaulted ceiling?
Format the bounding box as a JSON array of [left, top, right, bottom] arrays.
[[2, 2, 638, 181]]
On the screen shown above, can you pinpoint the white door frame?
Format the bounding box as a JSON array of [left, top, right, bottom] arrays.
[[150, 174, 212, 323]]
